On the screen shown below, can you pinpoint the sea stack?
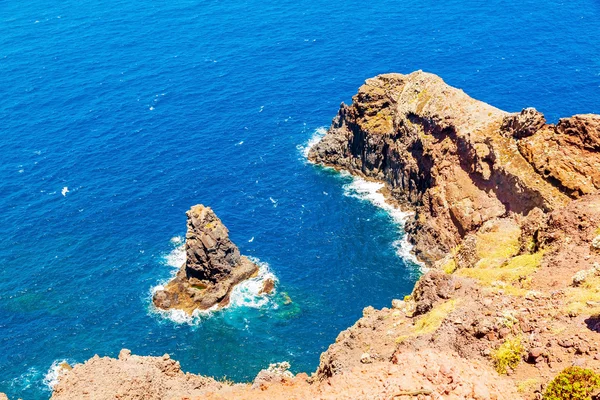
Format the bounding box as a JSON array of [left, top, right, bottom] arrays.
[[153, 205, 259, 314]]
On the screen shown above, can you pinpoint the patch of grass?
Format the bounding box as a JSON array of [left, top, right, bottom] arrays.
[[441, 245, 461, 274], [492, 335, 524, 374], [396, 299, 459, 343], [443, 258, 458, 274], [413, 299, 458, 334], [543, 366, 600, 400], [457, 252, 543, 293], [475, 225, 521, 267], [564, 275, 600, 316], [218, 375, 235, 385], [517, 378, 540, 393]]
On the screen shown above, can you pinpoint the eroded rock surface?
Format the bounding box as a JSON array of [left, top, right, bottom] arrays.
[[50, 350, 224, 400], [49, 72, 600, 400], [152, 205, 259, 313], [51, 348, 522, 400], [307, 71, 587, 263]]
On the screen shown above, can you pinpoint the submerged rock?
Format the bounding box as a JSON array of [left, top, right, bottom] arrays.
[[152, 205, 260, 314]]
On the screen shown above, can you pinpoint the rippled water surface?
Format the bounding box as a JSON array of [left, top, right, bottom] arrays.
[[1, 0, 599, 398]]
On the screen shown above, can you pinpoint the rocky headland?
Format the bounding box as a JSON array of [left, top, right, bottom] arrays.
[[47, 71, 600, 400], [152, 204, 261, 314]]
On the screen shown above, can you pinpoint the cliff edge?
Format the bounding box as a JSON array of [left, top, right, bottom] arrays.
[[51, 72, 600, 400], [153, 205, 260, 313], [308, 71, 598, 264]]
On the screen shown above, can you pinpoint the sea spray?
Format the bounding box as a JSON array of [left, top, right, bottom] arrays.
[[43, 360, 74, 390], [297, 126, 327, 160], [341, 174, 424, 268], [229, 257, 278, 309]]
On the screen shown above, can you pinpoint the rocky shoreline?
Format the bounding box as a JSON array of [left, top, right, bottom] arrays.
[[37, 71, 600, 400]]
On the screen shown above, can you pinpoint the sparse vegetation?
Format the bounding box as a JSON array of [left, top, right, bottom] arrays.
[[543, 366, 600, 400], [564, 274, 600, 316], [475, 224, 521, 265], [396, 299, 459, 343], [517, 378, 539, 393], [443, 258, 457, 274], [492, 335, 523, 374], [457, 252, 543, 294]]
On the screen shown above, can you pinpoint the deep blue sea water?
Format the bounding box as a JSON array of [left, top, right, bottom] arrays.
[[1, 0, 599, 398]]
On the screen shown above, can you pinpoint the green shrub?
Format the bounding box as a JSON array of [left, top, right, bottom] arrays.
[[543, 366, 600, 400], [492, 336, 523, 374]]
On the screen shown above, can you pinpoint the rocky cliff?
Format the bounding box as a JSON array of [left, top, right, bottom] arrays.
[[308, 71, 599, 264], [49, 72, 600, 400], [153, 205, 259, 313]]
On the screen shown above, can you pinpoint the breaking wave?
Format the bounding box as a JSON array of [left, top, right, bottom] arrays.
[[341, 173, 424, 269], [297, 126, 327, 160], [43, 359, 74, 390]]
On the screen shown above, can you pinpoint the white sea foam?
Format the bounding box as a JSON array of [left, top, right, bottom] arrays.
[[342, 174, 425, 269], [229, 257, 278, 309], [10, 367, 40, 391], [164, 237, 185, 268], [297, 126, 327, 160], [44, 360, 73, 390], [342, 175, 408, 225]]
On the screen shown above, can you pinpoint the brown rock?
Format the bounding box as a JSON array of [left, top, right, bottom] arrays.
[[518, 114, 600, 197], [152, 205, 259, 314], [411, 271, 455, 316], [259, 278, 275, 295], [308, 71, 569, 263], [528, 347, 545, 364]]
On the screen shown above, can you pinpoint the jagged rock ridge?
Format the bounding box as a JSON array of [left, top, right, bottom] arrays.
[[153, 205, 259, 313], [308, 71, 599, 264]]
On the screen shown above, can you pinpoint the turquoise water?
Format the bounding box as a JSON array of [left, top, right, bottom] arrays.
[[1, 0, 599, 398]]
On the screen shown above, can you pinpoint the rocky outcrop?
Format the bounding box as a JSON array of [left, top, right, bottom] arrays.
[[307, 71, 590, 263], [518, 115, 600, 197], [50, 73, 600, 400], [152, 205, 259, 313], [51, 348, 522, 400], [50, 349, 224, 400]]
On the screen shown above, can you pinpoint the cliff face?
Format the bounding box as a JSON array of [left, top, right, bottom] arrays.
[[308, 71, 599, 264], [50, 73, 600, 400], [153, 205, 259, 313]]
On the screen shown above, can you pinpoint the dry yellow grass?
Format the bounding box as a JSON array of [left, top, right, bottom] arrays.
[[396, 299, 459, 343], [564, 275, 600, 316]]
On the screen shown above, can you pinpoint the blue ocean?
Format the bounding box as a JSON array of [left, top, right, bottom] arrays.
[[1, 0, 599, 398]]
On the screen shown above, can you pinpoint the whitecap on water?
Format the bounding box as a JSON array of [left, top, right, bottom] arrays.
[[229, 257, 278, 309], [9, 367, 41, 392], [297, 126, 327, 160], [164, 237, 185, 268]]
